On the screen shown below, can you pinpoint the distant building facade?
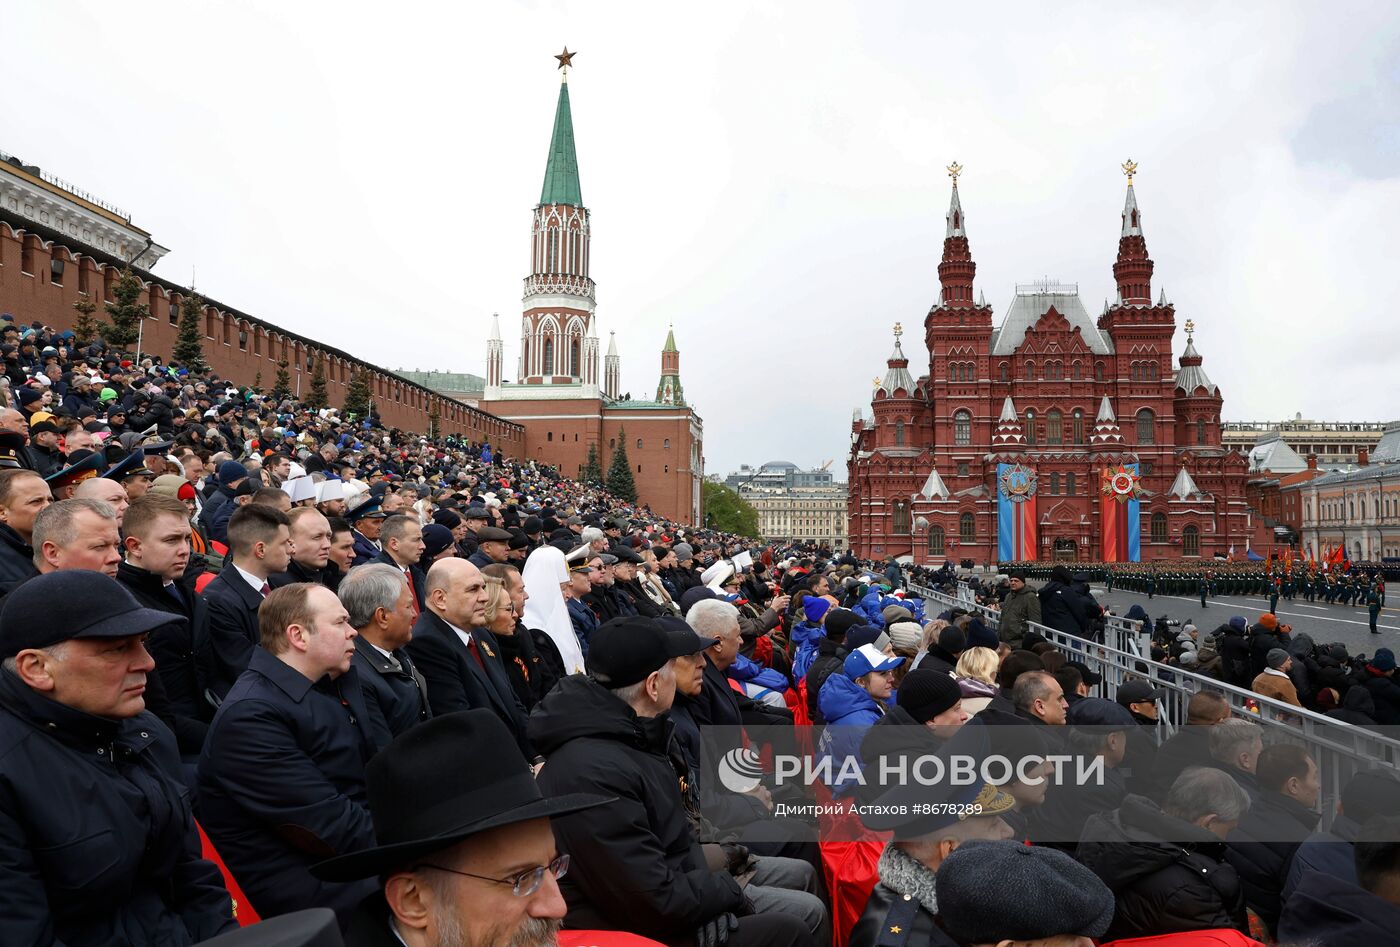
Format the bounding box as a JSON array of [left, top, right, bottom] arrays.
[[847, 166, 1250, 564], [1225, 416, 1387, 467], [727, 462, 848, 548], [396, 369, 486, 407], [477, 67, 703, 523], [1286, 423, 1400, 562]]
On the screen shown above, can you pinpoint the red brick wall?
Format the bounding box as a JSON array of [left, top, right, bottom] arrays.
[[0, 220, 524, 455]]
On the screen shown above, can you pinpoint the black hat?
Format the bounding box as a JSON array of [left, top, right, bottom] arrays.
[[613, 546, 644, 565], [0, 431, 24, 469], [507, 530, 531, 551], [431, 509, 462, 529], [1116, 679, 1167, 707], [100, 450, 148, 481], [0, 571, 184, 657], [522, 515, 543, 534], [44, 449, 105, 487], [312, 711, 610, 881], [824, 608, 861, 641], [1064, 659, 1103, 686], [1066, 697, 1136, 729], [193, 908, 344, 947], [28, 419, 59, 436], [896, 668, 964, 723], [475, 526, 513, 543], [936, 840, 1115, 943], [586, 616, 718, 688]]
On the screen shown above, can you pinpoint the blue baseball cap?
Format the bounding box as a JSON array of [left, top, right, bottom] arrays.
[[844, 643, 905, 679]]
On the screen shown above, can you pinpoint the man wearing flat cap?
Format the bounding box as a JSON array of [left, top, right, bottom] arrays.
[[313, 710, 611, 947], [467, 524, 513, 571], [530, 616, 814, 947], [0, 571, 237, 945]]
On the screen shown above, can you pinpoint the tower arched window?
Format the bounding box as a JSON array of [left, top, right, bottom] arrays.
[[570, 338, 580, 377], [959, 512, 976, 543], [1095, 361, 1106, 381], [1072, 409, 1085, 445], [1072, 361, 1082, 380], [1066, 472, 1076, 495], [542, 336, 554, 376], [1025, 409, 1037, 445], [1196, 418, 1207, 445], [1046, 409, 1063, 445], [1148, 361, 1159, 381], [999, 362, 1009, 382], [548, 230, 559, 273], [1150, 512, 1168, 543], [954, 410, 971, 446], [1050, 472, 1060, 495], [1182, 524, 1200, 557], [1025, 360, 1034, 381], [895, 420, 905, 446], [928, 526, 945, 555], [1136, 408, 1155, 444]]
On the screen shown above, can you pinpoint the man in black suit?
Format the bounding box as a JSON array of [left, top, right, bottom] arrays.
[[406, 557, 539, 763], [198, 503, 291, 698], [117, 493, 209, 761], [338, 563, 430, 753], [371, 514, 426, 615]]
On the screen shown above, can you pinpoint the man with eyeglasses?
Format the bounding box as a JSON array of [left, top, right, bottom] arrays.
[[314, 710, 613, 947]]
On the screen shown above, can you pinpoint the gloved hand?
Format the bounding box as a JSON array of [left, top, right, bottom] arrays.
[[696, 912, 739, 947]]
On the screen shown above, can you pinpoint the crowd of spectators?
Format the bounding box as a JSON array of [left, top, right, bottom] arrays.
[[2, 315, 1399, 947]]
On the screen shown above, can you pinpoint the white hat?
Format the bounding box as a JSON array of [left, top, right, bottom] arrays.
[[315, 479, 347, 503], [281, 476, 316, 504]]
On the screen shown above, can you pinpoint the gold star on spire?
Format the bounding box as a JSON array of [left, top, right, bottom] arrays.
[[554, 47, 577, 80], [1122, 158, 1138, 185], [946, 161, 963, 185]]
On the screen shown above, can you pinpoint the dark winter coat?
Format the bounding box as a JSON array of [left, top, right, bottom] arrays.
[[1077, 793, 1248, 941], [1284, 813, 1363, 901], [1248, 626, 1291, 679], [197, 566, 264, 700], [1224, 790, 1319, 935], [1038, 579, 1091, 638], [1278, 866, 1400, 947], [850, 879, 958, 947], [529, 675, 746, 940], [805, 637, 846, 725], [1362, 668, 1400, 725], [116, 560, 210, 757], [0, 521, 39, 598], [0, 671, 236, 946], [1147, 725, 1216, 803], [1217, 627, 1252, 687], [494, 620, 563, 711], [349, 634, 430, 754], [195, 647, 378, 921], [997, 585, 1042, 647], [1328, 685, 1379, 727]]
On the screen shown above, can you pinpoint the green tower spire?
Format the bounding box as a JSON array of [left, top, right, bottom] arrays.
[[539, 80, 583, 207]]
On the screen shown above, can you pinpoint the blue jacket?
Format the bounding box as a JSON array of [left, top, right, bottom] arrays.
[[1284, 814, 1362, 901], [853, 590, 887, 629], [0, 672, 235, 946], [1279, 866, 1400, 946], [816, 673, 885, 795], [728, 654, 788, 695], [195, 648, 378, 921], [566, 597, 599, 658], [790, 621, 825, 680]]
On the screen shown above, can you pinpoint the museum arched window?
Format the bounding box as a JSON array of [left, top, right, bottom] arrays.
[[1047, 409, 1063, 445], [1050, 472, 1060, 495], [895, 420, 905, 446], [1182, 524, 1200, 557], [1025, 360, 1034, 381], [1024, 409, 1037, 445], [892, 500, 910, 534], [999, 362, 1009, 382], [1150, 512, 1167, 544], [1095, 361, 1105, 381], [954, 410, 971, 446], [1066, 472, 1076, 495], [1136, 408, 1155, 444], [1072, 409, 1085, 445], [1072, 361, 1082, 380], [959, 512, 976, 543], [928, 526, 945, 555], [1197, 418, 1207, 445]]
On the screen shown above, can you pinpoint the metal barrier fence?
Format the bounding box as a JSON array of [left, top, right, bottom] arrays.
[[907, 581, 1400, 826], [909, 581, 1148, 656]]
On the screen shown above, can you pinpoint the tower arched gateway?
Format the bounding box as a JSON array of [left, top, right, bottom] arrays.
[[847, 162, 1248, 563]]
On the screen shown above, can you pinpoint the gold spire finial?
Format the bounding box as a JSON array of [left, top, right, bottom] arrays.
[[947, 162, 963, 185], [873, 376, 882, 389], [1184, 318, 1195, 338], [893, 322, 903, 339], [1121, 159, 1138, 185], [554, 47, 577, 81]]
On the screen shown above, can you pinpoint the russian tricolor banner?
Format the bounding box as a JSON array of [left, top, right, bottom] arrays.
[[1101, 463, 1142, 562], [996, 463, 1038, 562]]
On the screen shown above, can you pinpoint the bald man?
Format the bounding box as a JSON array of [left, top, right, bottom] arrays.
[[405, 558, 538, 762], [75, 477, 132, 528]]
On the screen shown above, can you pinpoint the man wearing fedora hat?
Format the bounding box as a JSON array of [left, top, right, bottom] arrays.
[[314, 710, 612, 947], [530, 617, 814, 947], [0, 571, 237, 945]]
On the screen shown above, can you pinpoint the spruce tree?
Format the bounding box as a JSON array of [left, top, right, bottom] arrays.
[[172, 292, 208, 372], [581, 441, 603, 485], [605, 427, 638, 503], [273, 360, 291, 399], [305, 359, 329, 410], [100, 268, 147, 349], [343, 371, 371, 420], [427, 404, 441, 439], [71, 297, 101, 343], [253, 371, 262, 390]]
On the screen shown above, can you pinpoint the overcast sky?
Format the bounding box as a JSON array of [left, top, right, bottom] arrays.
[[8, 2, 1399, 479]]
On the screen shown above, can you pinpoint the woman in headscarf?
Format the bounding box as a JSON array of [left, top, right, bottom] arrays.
[[520, 544, 586, 675]]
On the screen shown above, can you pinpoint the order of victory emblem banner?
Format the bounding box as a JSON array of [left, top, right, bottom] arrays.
[[1100, 463, 1142, 562], [997, 464, 1038, 561]]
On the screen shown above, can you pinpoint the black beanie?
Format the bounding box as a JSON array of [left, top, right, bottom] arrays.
[[824, 608, 861, 641], [896, 669, 963, 723], [938, 625, 967, 654]]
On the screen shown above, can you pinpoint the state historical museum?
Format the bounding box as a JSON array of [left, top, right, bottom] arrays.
[[847, 165, 1249, 565]]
